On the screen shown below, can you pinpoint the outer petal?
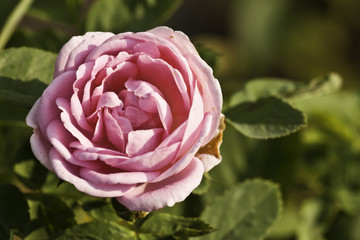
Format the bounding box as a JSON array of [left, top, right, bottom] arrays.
[[197, 154, 221, 173], [29, 130, 53, 170], [147, 26, 198, 56], [37, 70, 76, 136], [117, 157, 204, 211], [187, 54, 223, 144], [79, 168, 160, 185], [197, 114, 225, 172], [152, 113, 212, 183], [49, 148, 134, 197], [54, 32, 114, 77], [26, 98, 41, 128]]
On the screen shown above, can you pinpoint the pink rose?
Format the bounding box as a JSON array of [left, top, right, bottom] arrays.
[[26, 26, 223, 211]]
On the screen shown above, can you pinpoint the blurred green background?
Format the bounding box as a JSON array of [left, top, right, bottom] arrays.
[[1, 0, 360, 239]]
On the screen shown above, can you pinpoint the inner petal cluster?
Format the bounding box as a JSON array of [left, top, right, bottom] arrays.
[[54, 36, 194, 174]]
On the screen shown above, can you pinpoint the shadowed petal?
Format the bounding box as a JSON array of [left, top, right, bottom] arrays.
[[26, 98, 40, 128], [80, 168, 160, 185], [116, 157, 204, 211], [29, 129, 53, 170], [49, 148, 134, 197]]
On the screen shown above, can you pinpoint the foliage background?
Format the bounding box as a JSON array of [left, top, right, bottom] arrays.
[[1, 0, 360, 239]]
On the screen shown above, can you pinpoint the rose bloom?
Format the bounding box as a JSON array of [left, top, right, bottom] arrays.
[[26, 26, 223, 211]]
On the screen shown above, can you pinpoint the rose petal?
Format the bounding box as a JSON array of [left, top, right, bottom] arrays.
[[137, 54, 190, 127], [26, 98, 41, 128], [71, 92, 93, 132], [55, 32, 114, 78], [197, 154, 221, 172], [96, 91, 123, 109], [179, 83, 204, 153], [125, 79, 161, 97], [103, 108, 126, 151], [80, 168, 160, 185], [92, 111, 105, 143], [56, 98, 93, 148], [147, 26, 198, 56], [46, 119, 99, 168], [70, 141, 126, 158], [111, 112, 133, 135], [73, 62, 94, 127], [197, 113, 225, 171], [49, 148, 134, 197], [125, 79, 173, 132], [82, 55, 113, 116], [141, 92, 173, 133], [124, 106, 150, 128], [152, 113, 212, 183], [187, 54, 223, 144], [73, 150, 98, 161], [126, 128, 163, 157], [157, 120, 187, 148], [103, 61, 139, 94], [133, 31, 195, 96], [104, 142, 180, 171], [117, 157, 204, 211], [85, 37, 137, 62], [131, 41, 161, 58], [37, 70, 76, 135], [29, 129, 53, 170]]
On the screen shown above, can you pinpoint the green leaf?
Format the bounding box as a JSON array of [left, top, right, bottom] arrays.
[[24, 226, 48, 240], [286, 72, 342, 101], [268, 202, 298, 239], [295, 198, 329, 240], [82, 200, 119, 222], [0, 48, 54, 116], [28, 194, 76, 236], [111, 198, 144, 222], [50, 221, 137, 240], [0, 47, 56, 84], [0, 76, 47, 109], [198, 179, 282, 240], [139, 213, 216, 238], [192, 173, 211, 195], [0, 101, 29, 122], [85, 0, 183, 32], [14, 159, 48, 190], [41, 173, 86, 199], [0, 184, 30, 236], [225, 96, 307, 139], [0, 125, 32, 182], [0, 221, 13, 240], [229, 73, 342, 108], [335, 188, 360, 215]]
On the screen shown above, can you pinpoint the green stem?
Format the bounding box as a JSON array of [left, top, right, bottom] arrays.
[[0, 0, 34, 50]]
